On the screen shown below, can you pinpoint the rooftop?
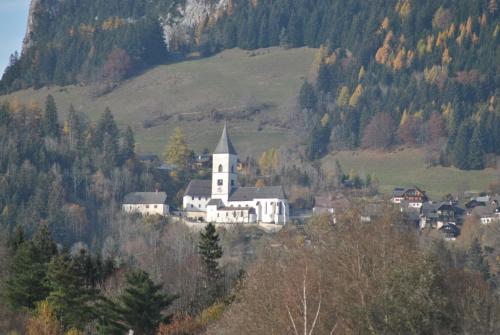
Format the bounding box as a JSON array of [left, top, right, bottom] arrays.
[[123, 192, 167, 205], [214, 122, 237, 155], [185, 180, 212, 197], [229, 186, 285, 201]]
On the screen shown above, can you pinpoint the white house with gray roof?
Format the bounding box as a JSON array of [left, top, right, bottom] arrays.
[[123, 191, 169, 216], [183, 123, 289, 224]]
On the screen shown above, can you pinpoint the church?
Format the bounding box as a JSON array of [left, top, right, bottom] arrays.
[[183, 123, 289, 225]]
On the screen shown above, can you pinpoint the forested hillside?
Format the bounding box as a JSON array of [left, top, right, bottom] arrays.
[[1, 0, 169, 91], [1, 0, 499, 171], [204, 0, 499, 169]]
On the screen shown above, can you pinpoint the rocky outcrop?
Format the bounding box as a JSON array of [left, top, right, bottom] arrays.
[[161, 0, 228, 50], [22, 0, 60, 54]]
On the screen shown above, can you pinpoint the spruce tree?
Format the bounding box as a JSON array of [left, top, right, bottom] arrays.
[[199, 223, 224, 305], [97, 270, 176, 335], [299, 81, 317, 111], [46, 249, 95, 330], [43, 95, 60, 138], [6, 224, 57, 309], [120, 126, 135, 163], [468, 125, 485, 170], [452, 123, 470, 170], [6, 242, 51, 309]]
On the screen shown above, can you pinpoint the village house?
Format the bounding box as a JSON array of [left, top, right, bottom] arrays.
[[183, 123, 289, 224], [122, 191, 169, 216], [419, 201, 464, 229], [391, 186, 428, 209], [313, 194, 350, 223]]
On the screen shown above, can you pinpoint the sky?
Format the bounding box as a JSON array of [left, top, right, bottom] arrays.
[[0, 0, 31, 75]]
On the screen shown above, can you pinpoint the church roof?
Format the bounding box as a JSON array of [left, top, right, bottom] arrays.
[[184, 180, 211, 197], [123, 192, 167, 205], [214, 122, 237, 155], [229, 186, 286, 201]]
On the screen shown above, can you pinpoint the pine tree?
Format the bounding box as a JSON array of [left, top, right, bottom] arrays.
[[97, 270, 176, 335], [199, 223, 223, 306], [43, 95, 60, 138], [120, 126, 135, 163], [94, 108, 119, 150], [6, 224, 57, 309], [468, 125, 485, 170], [298, 81, 317, 111], [6, 242, 51, 309], [46, 249, 95, 330], [452, 123, 471, 170]]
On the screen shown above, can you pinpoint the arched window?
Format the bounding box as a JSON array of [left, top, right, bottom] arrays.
[[218, 164, 223, 172]]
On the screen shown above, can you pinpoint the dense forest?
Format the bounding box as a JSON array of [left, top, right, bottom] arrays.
[[206, 0, 500, 169], [0, 97, 249, 333], [1, 0, 499, 169], [1, 0, 169, 91]]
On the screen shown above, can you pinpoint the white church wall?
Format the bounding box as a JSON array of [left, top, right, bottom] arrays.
[[183, 195, 209, 211]]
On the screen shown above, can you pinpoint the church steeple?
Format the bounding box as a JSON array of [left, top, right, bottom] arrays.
[[214, 121, 237, 155], [211, 122, 238, 202]]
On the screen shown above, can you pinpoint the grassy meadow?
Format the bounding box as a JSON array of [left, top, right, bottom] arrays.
[[322, 149, 498, 199], [0, 47, 316, 156]]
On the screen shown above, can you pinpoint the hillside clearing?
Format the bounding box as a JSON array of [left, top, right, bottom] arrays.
[[1, 47, 316, 156], [322, 149, 498, 199]]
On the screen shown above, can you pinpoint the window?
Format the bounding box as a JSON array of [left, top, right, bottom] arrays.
[[218, 164, 223, 172], [278, 202, 282, 215], [231, 180, 235, 187], [217, 179, 223, 186], [190, 204, 193, 208], [198, 196, 201, 201], [241, 211, 244, 216], [146, 205, 149, 209], [191, 196, 194, 200], [233, 211, 236, 217], [231, 165, 234, 173], [154, 205, 158, 209]]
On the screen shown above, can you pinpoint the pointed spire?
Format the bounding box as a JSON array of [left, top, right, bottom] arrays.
[[214, 121, 237, 155]]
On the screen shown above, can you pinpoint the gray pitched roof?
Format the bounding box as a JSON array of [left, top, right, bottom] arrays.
[[184, 180, 212, 197], [229, 186, 285, 201], [207, 199, 223, 207], [214, 122, 237, 155], [123, 192, 167, 205]]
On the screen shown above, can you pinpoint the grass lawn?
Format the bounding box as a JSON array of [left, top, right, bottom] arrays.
[[0, 47, 315, 156], [322, 149, 498, 199]]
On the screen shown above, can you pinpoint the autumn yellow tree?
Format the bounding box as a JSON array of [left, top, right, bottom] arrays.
[[442, 47, 452, 64], [164, 127, 190, 170], [349, 84, 364, 107], [26, 300, 63, 335]]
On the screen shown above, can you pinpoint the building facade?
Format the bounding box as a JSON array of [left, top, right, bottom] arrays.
[[184, 123, 289, 224], [122, 192, 169, 216]]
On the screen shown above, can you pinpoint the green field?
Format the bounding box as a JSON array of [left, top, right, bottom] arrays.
[[1, 47, 316, 156], [322, 149, 498, 199]]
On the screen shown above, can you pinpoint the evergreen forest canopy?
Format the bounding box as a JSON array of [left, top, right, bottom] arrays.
[[0, 0, 499, 170]]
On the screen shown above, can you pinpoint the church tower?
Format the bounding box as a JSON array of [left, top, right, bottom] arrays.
[[212, 122, 238, 203]]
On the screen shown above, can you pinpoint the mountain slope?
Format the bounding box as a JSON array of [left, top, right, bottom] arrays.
[[1, 47, 316, 156]]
